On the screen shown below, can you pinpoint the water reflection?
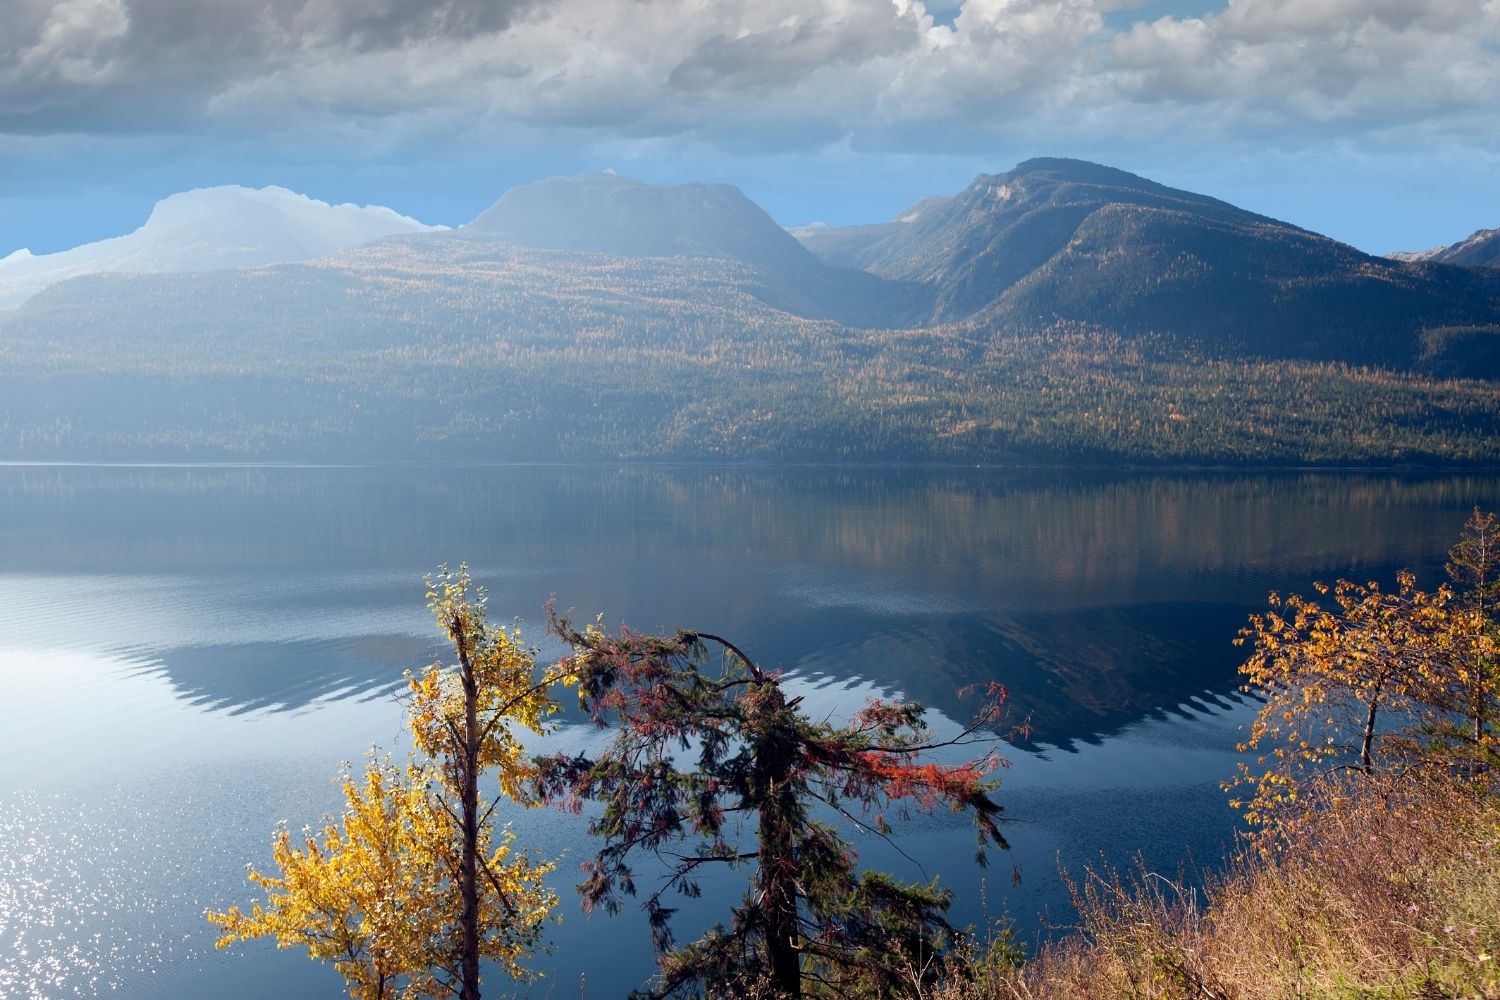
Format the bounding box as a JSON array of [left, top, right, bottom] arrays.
[[2, 465, 1497, 998], [0, 465, 1489, 746], [771, 600, 1252, 747], [0, 465, 1487, 579]]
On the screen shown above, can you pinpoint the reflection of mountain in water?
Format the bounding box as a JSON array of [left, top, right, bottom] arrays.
[[4, 465, 1491, 741], [120, 635, 438, 715], [0, 465, 1484, 583], [739, 597, 1254, 747]]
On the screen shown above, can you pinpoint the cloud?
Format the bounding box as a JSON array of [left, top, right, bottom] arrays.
[[1109, 0, 1500, 135], [667, 5, 924, 92], [0, 0, 538, 132], [0, 0, 1496, 159]]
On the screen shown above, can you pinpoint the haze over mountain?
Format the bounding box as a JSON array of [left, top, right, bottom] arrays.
[[3, 158, 1500, 465], [1390, 228, 1500, 269], [470, 173, 811, 273], [0, 186, 441, 310]]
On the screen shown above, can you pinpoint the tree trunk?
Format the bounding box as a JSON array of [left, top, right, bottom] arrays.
[[457, 618, 482, 1000], [754, 685, 801, 999], [1360, 683, 1382, 775], [1476, 689, 1485, 753]]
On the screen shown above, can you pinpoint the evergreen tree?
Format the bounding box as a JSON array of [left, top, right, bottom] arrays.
[[536, 610, 1015, 998]]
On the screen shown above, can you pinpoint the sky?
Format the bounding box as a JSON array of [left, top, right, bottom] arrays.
[[2, 0, 1498, 257]]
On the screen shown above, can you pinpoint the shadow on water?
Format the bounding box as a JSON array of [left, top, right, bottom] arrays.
[[115, 634, 439, 715], [768, 600, 1254, 748]]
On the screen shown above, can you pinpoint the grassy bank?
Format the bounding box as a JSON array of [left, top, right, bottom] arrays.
[[935, 773, 1499, 1000]]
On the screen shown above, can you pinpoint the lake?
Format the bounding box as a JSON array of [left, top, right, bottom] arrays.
[[1, 463, 1493, 998]]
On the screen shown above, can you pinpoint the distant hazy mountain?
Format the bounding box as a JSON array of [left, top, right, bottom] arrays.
[[796, 157, 1500, 366], [1390, 228, 1500, 268], [0, 186, 440, 310], [467, 173, 932, 326], [469, 173, 812, 273]]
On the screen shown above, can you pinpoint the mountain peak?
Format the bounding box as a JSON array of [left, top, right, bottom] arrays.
[[1007, 157, 1146, 181], [1390, 226, 1500, 268], [467, 173, 813, 276], [984, 158, 1212, 206]]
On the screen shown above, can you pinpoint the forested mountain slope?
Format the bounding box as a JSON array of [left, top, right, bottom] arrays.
[[3, 162, 1500, 464], [798, 158, 1500, 369]]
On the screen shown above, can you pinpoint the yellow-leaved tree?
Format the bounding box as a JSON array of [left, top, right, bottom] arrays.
[[207, 758, 457, 999], [408, 566, 576, 999], [209, 566, 573, 1000]]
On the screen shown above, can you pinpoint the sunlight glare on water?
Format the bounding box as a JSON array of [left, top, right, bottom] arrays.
[[0, 793, 181, 998]]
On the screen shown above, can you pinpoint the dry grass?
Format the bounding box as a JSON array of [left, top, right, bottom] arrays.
[[929, 774, 1500, 1000]]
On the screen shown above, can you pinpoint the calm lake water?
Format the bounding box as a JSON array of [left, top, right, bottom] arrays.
[[1, 464, 1494, 999]]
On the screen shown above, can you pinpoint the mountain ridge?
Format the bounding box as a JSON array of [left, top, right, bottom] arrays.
[[4, 158, 1500, 465], [1390, 227, 1500, 268], [466, 172, 932, 327], [795, 157, 1500, 368]]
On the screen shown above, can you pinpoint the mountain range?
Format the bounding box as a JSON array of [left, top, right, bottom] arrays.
[[796, 158, 1500, 370], [2, 159, 1498, 465]]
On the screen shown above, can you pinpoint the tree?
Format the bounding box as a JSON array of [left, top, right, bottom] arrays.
[[1448, 506, 1500, 617], [409, 566, 575, 999], [207, 757, 458, 1000], [535, 611, 1015, 999], [209, 567, 569, 999], [1425, 507, 1500, 768], [1229, 509, 1500, 836], [1227, 573, 1431, 831]]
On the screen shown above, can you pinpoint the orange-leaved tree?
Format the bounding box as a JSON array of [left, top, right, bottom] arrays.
[[1229, 508, 1500, 836], [209, 566, 571, 999]]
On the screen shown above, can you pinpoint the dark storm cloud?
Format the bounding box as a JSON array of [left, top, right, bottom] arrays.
[[0, 0, 537, 133], [0, 0, 1496, 156]]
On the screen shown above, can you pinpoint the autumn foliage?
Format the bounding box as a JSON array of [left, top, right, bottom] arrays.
[[208, 567, 569, 999], [924, 509, 1500, 1000], [1227, 507, 1500, 838], [207, 758, 459, 999]]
